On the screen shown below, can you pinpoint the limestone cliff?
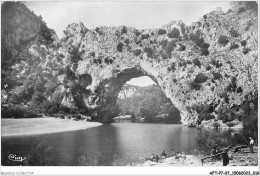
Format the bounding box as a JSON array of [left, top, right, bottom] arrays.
[[118, 84, 141, 99], [1, 2, 258, 126], [1, 2, 58, 91]]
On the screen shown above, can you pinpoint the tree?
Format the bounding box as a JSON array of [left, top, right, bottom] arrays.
[[130, 113, 136, 122], [116, 85, 180, 123]]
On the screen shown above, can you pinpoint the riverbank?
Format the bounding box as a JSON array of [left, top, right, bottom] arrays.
[[138, 147, 258, 166], [1, 117, 102, 137], [200, 119, 243, 129]]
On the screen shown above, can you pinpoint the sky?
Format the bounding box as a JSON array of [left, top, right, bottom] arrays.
[[126, 76, 155, 87], [24, 1, 231, 87], [24, 1, 230, 39]]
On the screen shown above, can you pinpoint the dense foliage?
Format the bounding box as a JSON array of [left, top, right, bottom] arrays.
[[218, 35, 229, 46], [1, 2, 258, 128], [115, 85, 181, 123], [195, 129, 231, 155], [167, 28, 180, 38], [158, 29, 166, 35]]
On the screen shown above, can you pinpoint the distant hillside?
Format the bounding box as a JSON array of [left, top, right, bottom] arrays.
[[116, 84, 181, 124], [1, 2, 258, 128], [117, 84, 141, 99]]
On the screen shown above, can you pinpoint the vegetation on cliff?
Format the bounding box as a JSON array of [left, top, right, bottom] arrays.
[[115, 85, 181, 123], [1, 1, 258, 134]]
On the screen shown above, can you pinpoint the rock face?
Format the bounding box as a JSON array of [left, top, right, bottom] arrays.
[[1, 2, 58, 92], [1, 2, 258, 126], [118, 84, 141, 99], [1, 2, 58, 60]]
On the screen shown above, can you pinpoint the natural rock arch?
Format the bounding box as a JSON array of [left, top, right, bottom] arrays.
[[95, 67, 155, 123], [66, 64, 185, 124], [1, 2, 258, 126]]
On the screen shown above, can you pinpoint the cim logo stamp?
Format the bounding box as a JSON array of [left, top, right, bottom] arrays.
[[8, 154, 26, 162]]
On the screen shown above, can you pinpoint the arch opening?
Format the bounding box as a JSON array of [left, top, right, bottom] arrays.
[[61, 66, 183, 124], [85, 66, 181, 124], [100, 74, 181, 124]]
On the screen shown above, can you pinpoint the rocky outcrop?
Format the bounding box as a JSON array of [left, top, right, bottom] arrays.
[[118, 84, 141, 99], [137, 149, 258, 166], [1, 2, 58, 90], [1, 2, 258, 126], [200, 119, 243, 129], [1, 2, 58, 59]]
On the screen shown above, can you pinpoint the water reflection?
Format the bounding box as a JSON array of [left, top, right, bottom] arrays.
[[2, 123, 213, 166], [42, 124, 120, 166]]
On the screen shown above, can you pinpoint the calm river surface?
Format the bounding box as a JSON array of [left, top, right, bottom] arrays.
[[2, 123, 201, 166]]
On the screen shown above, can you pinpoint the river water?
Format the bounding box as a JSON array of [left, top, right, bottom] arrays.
[[2, 123, 207, 166]]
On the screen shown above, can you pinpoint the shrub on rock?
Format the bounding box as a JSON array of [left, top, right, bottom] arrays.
[[205, 22, 210, 27], [158, 29, 167, 35], [68, 46, 81, 63], [89, 51, 95, 57], [143, 47, 155, 58], [149, 40, 155, 44], [178, 61, 187, 68], [192, 58, 201, 68], [230, 28, 239, 37], [230, 43, 239, 50], [141, 34, 150, 40], [115, 30, 120, 37], [124, 38, 130, 45], [237, 7, 245, 13], [134, 38, 141, 45], [190, 81, 202, 90], [200, 48, 209, 56], [159, 39, 168, 49], [168, 62, 176, 72], [178, 44, 186, 51], [95, 27, 103, 35], [218, 35, 229, 46], [227, 77, 237, 92], [190, 30, 204, 46], [195, 73, 208, 83], [121, 26, 127, 34], [104, 57, 113, 64], [245, 21, 253, 31], [166, 39, 177, 56], [187, 60, 192, 65], [133, 29, 141, 36], [199, 42, 210, 48], [206, 65, 211, 70], [236, 87, 243, 93], [226, 9, 233, 14], [117, 42, 124, 52], [167, 28, 180, 38], [243, 48, 250, 55], [212, 72, 222, 80], [133, 48, 142, 56], [211, 59, 223, 68], [159, 49, 168, 59], [241, 40, 247, 46]]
